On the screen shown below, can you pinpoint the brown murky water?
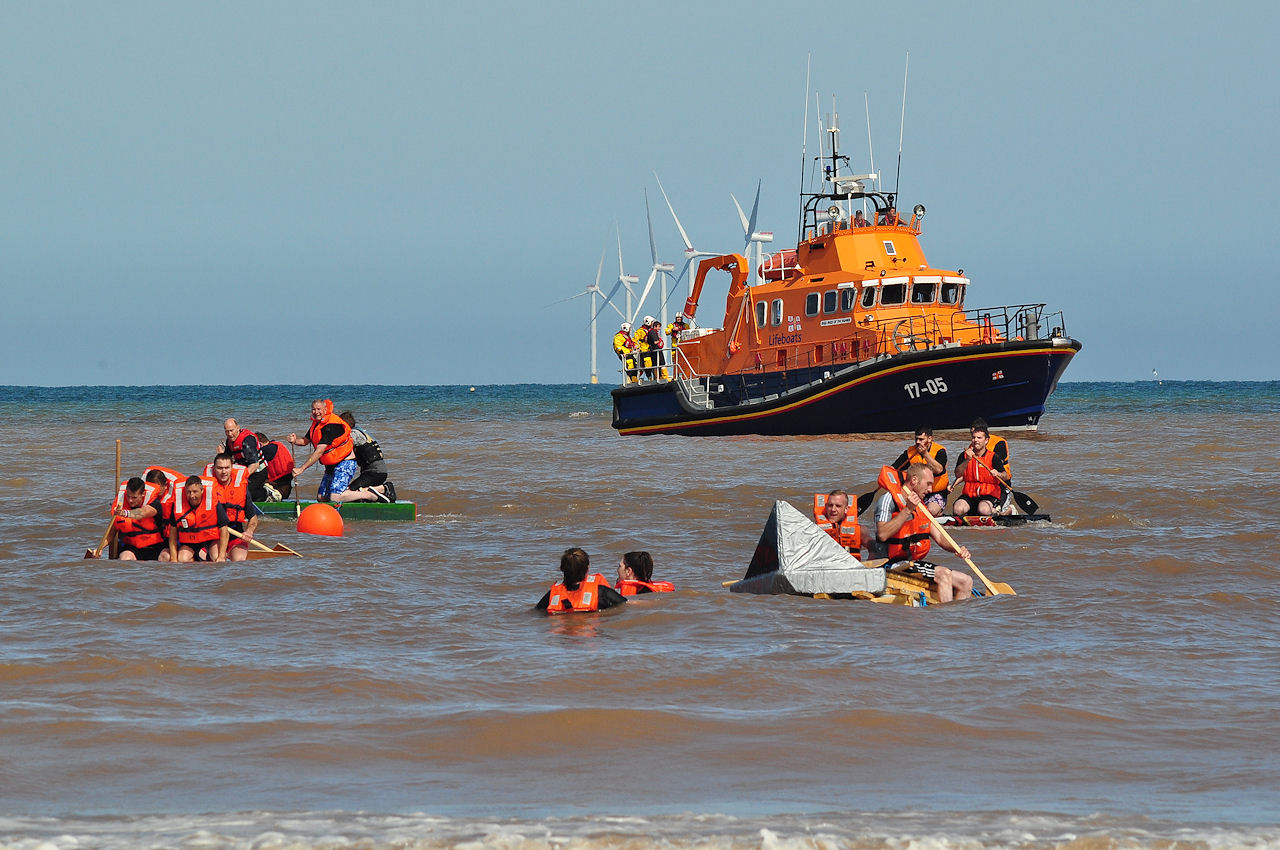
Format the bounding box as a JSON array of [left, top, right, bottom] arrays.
[[1, 383, 1277, 848]]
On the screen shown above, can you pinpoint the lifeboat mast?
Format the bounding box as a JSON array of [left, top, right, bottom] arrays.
[[797, 112, 895, 244]]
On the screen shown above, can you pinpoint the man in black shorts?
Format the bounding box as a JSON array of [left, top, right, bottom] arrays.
[[870, 465, 974, 603], [952, 421, 1012, 517]]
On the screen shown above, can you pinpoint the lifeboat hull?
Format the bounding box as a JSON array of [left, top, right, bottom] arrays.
[[611, 338, 1080, 436]]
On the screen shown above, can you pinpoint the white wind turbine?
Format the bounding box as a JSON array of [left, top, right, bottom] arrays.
[[627, 189, 675, 326], [730, 179, 774, 284], [591, 225, 640, 338], [548, 235, 614, 383], [654, 173, 719, 304]]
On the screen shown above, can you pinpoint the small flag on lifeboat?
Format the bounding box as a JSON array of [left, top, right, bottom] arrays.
[[992, 370, 1005, 381]]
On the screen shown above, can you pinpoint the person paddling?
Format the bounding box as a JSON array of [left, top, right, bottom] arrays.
[[871, 465, 975, 603], [952, 420, 1012, 517], [890, 425, 949, 516]]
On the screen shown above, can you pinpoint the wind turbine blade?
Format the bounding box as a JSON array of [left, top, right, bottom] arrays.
[[654, 172, 694, 252], [645, 189, 658, 266], [594, 236, 607, 290], [545, 289, 591, 307], [592, 278, 625, 325], [730, 193, 750, 235], [747, 180, 761, 240], [616, 225, 625, 280], [629, 269, 659, 325]]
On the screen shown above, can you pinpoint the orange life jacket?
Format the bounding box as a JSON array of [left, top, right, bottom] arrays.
[[111, 480, 167, 548], [143, 466, 184, 486], [812, 494, 862, 553], [988, 434, 1011, 483], [203, 463, 250, 527], [308, 410, 353, 466], [902, 442, 949, 493], [615, 579, 676, 596], [877, 465, 933, 562], [546, 573, 610, 614], [962, 451, 1004, 500], [172, 477, 222, 546]]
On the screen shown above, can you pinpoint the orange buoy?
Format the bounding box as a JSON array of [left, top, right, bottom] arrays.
[[297, 503, 343, 537]]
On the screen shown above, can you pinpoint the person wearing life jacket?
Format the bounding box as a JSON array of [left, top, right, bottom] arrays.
[[536, 547, 627, 614], [890, 425, 950, 516], [665, 313, 687, 350], [813, 489, 863, 556], [643, 316, 668, 380], [207, 452, 262, 561], [168, 475, 229, 563], [97, 477, 170, 561], [951, 419, 1013, 518], [324, 410, 397, 504], [613, 322, 638, 384], [257, 439, 296, 501], [287, 398, 357, 502], [872, 464, 974, 603], [633, 319, 654, 380], [220, 418, 277, 502], [614, 550, 676, 596]]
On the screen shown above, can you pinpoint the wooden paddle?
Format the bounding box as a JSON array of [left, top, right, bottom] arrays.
[[109, 439, 122, 559], [965, 450, 1039, 514], [226, 526, 302, 557], [917, 503, 1015, 596], [85, 515, 114, 559]]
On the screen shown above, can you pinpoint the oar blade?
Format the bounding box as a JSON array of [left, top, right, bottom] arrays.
[[855, 488, 879, 516], [1013, 490, 1038, 514]]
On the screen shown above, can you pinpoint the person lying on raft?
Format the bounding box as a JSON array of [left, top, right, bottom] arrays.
[[535, 547, 627, 614], [871, 464, 975, 603], [614, 550, 675, 596]]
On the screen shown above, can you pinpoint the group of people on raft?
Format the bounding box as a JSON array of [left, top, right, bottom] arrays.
[[91, 399, 397, 563], [537, 418, 1017, 611]]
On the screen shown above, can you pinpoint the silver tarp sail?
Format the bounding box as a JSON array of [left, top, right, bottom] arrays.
[[729, 500, 886, 596]]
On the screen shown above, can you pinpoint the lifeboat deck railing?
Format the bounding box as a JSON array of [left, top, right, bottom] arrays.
[[623, 304, 1070, 409]]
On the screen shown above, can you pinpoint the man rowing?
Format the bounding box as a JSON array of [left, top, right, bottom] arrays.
[[871, 464, 975, 603], [890, 425, 949, 516], [98, 477, 170, 561], [952, 419, 1012, 517], [209, 452, 262, 561]]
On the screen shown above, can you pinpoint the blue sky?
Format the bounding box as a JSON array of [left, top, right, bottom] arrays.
[[3, 1, 1277, 385]]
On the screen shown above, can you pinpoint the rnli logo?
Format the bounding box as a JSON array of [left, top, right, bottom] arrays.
[[992, 370, 1005, 381], [787, 315, 801, 332]]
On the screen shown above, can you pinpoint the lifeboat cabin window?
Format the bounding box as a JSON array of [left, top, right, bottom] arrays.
[[860, 285, 877, 309], [771, 298, 784, 326], [841, 288, 857, 312], [881, 282, 907, 306], [940, 282, 965, 305], [755, 300, 767, 326], [883, 241, 897, 256], [805, 292, 820, 317], [911, 281, 936, 304], [823, 290, 838, 313]]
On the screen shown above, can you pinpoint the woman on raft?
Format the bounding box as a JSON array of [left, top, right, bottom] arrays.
[[535, 547, 627, 614], [614, 551, 675, 596]]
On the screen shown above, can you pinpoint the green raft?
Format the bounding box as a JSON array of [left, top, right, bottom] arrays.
[[253, 500, 417, 521]]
